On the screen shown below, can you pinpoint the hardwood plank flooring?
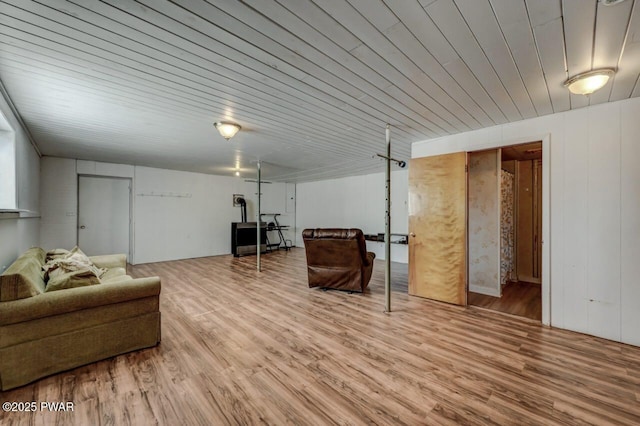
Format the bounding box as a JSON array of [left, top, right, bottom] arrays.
[[469, 281, 542, 321], [1, 248, 639, 425]]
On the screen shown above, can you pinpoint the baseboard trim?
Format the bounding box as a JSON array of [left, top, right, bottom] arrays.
[[517, 275, 541, 284]]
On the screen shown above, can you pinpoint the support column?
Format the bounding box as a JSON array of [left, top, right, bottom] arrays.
[[257, 160, 261, 272], [385, 124, 391, 313]]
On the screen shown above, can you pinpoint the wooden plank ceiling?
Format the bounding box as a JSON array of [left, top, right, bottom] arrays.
[[0, 0, 638, 182]]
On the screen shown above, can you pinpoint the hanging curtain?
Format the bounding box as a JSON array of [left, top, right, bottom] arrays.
[[500, 170, 515, 286]]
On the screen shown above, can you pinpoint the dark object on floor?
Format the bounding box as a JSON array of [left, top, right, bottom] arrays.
[[302, 228, 376, 292], [231, 222, 267, 257]]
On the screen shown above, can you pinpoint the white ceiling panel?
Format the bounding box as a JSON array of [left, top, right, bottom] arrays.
[[527, 1, 571, 113], [589, 0, 634, 105], [425, 0, 524, 122], [454, 0, 538, 119], [0, 0, 637, 182], [611, 0, 640, 101], [562, 0, 597, 109], [383, 0, 496, 128], [488, 0, 554, 116]]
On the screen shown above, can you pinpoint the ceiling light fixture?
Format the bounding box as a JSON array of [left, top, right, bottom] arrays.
[[214, 122, 241, 140], [564, 69, 615, 95]]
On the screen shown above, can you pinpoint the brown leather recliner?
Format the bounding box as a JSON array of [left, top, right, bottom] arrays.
[[302, 228, 376, 292]]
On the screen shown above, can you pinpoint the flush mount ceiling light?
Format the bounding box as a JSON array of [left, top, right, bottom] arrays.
[[214, 122, 241, 140], [564, 69, 615, 95]]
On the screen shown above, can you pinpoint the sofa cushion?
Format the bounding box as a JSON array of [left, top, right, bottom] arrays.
[[0, 248, 46, 301], [100, 267, 127, 282], [45, 269, 101, 292], [103, 275, 133, 284]]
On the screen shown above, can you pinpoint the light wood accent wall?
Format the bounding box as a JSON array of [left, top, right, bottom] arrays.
[[409, 153, 467, 305]]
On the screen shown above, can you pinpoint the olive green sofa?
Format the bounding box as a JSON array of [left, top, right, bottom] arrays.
[[0, 248, 161, 390]]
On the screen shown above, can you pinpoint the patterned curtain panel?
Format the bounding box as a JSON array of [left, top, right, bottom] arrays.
[[500, 170, 515, 286]]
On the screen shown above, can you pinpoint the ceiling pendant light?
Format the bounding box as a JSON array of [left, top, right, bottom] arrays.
[[214, 122, 241, 140], [564, 69, 615, 95]]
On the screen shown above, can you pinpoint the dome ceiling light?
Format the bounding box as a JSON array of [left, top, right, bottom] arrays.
[[563, 69, 615, 95], [214, 122, 241, 140]]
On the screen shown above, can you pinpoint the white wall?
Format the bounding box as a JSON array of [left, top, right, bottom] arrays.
[[40, 158, 294, 264], [134, 166, 294, 263], [412, 97, 640, 346], [296, 170, 408, 263], [0, 91, 40, 271], [40, 157, 78, 250]]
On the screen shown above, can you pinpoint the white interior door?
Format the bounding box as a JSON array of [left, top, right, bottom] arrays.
[[78, 176, 131, 260]]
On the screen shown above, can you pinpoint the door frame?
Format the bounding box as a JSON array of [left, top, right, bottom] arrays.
[[463, 134, 550, 325], [77, 174, 133, 262]]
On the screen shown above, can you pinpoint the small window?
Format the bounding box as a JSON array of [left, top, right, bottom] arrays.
[[0, 110, 16, 210]]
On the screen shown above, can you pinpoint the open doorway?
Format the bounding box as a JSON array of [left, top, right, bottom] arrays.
[[467, 141, 542, 321]]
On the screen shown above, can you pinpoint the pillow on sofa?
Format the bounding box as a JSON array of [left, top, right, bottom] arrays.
[[45, 248, 70, 263], [45, 269, 101, 292], [43, 246, 106, 283]]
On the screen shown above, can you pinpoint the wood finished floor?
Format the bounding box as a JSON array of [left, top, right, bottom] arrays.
[[1, 248, 639, 425], [469, 281, 542, 321]]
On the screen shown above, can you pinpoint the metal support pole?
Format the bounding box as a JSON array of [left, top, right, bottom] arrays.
[[257, 160, 261, 272], [385, 124, 391, 313]]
